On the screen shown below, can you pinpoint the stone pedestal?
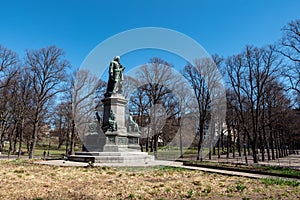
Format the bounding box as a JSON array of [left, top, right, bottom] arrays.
[[68, 152, 155, 164], [101, 94, 140, 152], [102, 94, 127, 132]]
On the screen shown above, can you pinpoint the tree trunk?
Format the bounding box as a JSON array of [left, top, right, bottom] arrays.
[[29, 119, 39, 159], [146, 126, 150, 152], [208, 145, 212, 160], [263, 126, 270, 161], [153, 135, 158, 159], [197, 126, 204, 161], [251, 142, 258, 163], [70, 120, 76, 155], [274, 131, 279, 158], [217, 137, 220, 158], [243, 143, 248, 164], [65, 126, 70, 156], [221, 130, 224, 154], [232, 129, 236, 158], [13, 129, 18, 154], [140, 143, 143, 152], [270, 128, 275, 160], [57, 115, 63, 149], [150, 137, 153, 152], [237, 130, 241, 157], [0, 126, 5, 153], [197, 140, 202, 161], [179, 124, 183, 158], [146, 137, 149, 152], [18, 119, 24, 158], [247, 139, 251, 156], [226, 129, 231, 159], [8, 128, 16, 158], [259, 129, 265, 162]]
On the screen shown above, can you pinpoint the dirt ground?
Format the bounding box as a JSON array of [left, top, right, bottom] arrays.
[[0, 160, 299, 200]]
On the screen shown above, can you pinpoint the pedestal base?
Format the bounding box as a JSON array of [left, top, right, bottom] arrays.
[[103, 130, 140, 152], [71, 94, 145, 163], [68, 152, 155, 164]]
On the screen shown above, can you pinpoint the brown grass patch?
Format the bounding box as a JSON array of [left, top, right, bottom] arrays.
[[0, 160, 299, 199]]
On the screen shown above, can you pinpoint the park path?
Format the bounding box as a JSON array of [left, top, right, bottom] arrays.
[[35, 158, 300, 183], [180, 152, 300, 170], [169, 162, 300, 183]]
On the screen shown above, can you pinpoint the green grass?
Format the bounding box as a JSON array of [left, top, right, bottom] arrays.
[[118, 166, 188, 173], [145, 147, 230, 160], [1, 142, 80, 158], [265, 166, 300, 177], [236, 183, 247, 192], [33, 149, 65, 157], [145, 147, 206, 160], [153, 166, 188, 171], [261, 177, 299, 187], [183, 160, 300, 178]]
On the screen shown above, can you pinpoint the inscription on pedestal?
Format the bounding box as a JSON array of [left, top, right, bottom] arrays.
[[107, 136, 116, 144], [117, 137, 128, 145], [128, 137, 138, 145]]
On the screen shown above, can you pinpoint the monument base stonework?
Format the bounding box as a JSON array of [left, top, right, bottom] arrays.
[[103, 130, 141, 152], [68, 56, 154, 164], [68, 94, 153, 164], [68, 152, 154, 164], [101, 94, 141, 152]]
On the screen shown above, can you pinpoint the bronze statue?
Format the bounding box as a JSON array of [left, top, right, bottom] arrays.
[[128, 113, 139, 132], [108, 110, 117, 131], [101, 110, 117, 132], [105, 56, 125, 97]]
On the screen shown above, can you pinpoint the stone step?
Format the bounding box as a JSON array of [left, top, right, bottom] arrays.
[[75, 151, 150, 156], [69, 152, 155, 164]]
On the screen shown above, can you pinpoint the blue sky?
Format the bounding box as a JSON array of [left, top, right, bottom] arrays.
[[1, 0, 300, 72]]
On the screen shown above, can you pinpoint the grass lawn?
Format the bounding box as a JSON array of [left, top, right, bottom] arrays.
[[183, 160, 300, 179], [0, 159, 299, 199], [1, 143, 81, 158]]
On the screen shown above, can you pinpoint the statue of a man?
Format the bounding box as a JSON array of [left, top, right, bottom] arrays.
[[105, 56, 125, 97], [108, 110, 117, 131]]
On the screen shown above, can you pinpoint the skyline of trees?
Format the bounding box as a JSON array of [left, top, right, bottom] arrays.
[[0, 20, 299, 162]]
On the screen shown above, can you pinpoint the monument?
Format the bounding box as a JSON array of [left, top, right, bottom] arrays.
[[101, 56, 141, 152], [68, 56, 154, 164]]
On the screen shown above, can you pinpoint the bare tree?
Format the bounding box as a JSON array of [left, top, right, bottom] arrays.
[[225, 45, 282, 163], [0, 45, 19, 153], [279, 20, 300, 95], [52, 101, 72, 150], [0, 87, 13, 153], [71, 69, 101, 155], [183, 57, 224, 161], [126, 58, 182, 158], [26, 46, 69, 158], [8, 68, 35, 157], [279, 20, 300, 63], [172, 81, 195, 158], [0, 45, 19, 89]]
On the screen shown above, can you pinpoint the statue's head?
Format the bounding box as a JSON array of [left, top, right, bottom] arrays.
[[114, 56, 120, 62]]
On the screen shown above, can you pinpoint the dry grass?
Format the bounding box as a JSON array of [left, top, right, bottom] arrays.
[[0, 159, 299, 200]]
